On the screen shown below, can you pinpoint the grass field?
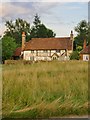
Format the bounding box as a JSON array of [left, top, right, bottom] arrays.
[[2, 60, 88, 118]]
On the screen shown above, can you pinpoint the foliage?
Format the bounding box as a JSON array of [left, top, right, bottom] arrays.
[[3, 61, 88, 118], [33, 14, 41, 29], [74, 20, 90, 47], [70, 51, 80, 60], [4, 14, 56, 45], [30, 14, 56, 38], [76, 46, 82, 52], [4, 18, 31, 45], [87, 22, 90, 44], [2, 36, 17, 61], [0, 39, 2, 63]]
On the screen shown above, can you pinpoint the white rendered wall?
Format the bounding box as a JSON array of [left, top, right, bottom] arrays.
[[23, 49, 70, 61]]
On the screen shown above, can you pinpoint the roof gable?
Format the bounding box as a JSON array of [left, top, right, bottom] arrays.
[[14, 47, 21, 56], [80, 45, 90, 54], [51, 53, 59, 57], [14, 37, 73, 56]]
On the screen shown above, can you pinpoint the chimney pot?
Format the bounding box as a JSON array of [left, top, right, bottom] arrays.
[[22, 32, 25, 36], [70, 30, 73, 52], [71, 30, 73, 34]]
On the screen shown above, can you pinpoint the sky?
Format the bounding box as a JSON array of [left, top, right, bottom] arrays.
[[0, 1, 88, 37]]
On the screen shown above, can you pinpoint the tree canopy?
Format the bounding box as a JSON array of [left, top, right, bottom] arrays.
[[4, 14, 56, 46], [4, 18, 31, 45], [74, 20, 90, 47], [30, 14, 56, 39], [2, 14, 56, 61], [2, 36, 17, 61]]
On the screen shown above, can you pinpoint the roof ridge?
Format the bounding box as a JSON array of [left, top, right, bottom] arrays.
[[31, 37, 70, 41], [32, 37, 70, 39]]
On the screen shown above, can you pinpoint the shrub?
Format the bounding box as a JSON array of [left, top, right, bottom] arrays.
[[70, 51, 80, 60], [76, 46, 82, 52]]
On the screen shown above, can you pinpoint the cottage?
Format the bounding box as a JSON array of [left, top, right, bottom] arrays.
[[80, 39, 90, 61], [14, 31, 74, 61]]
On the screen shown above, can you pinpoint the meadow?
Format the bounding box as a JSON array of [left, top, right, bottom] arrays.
[[2, 60, 88, 118]]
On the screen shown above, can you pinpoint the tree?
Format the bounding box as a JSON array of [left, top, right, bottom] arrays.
[[70, 51, 80, 60], [30, 14, 56, 38], [74, 20, 89, 47], [2, 36, 17, 61], [0, 39, 2, 63], [76, 46, 82, 52], [4, 18, 30, 45], [87, 22, 90, 44], [33, 13, 41, 29]]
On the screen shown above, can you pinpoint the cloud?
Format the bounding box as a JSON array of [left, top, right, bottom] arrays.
[[0, 2, 58, 19], [31, 2, 60, 15], [1, 0, 89, 2], [0, 2, 60, 23], [0, 2, 60, 35], [0, 1, 88, 37], [0, 23, 6, 36], [0, 3, 33, 21]]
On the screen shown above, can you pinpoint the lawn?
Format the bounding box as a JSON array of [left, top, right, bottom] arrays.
[[2, 60, 88, 118]]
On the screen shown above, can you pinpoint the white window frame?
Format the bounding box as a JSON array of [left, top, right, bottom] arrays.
[[83, 55, 89, 61]]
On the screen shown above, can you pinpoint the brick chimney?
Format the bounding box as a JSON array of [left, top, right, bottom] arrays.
[[70, 30, 74, 51], [22, 32, 26, 51], [83, 39, 86, 49], [70, 30, 73, 39]]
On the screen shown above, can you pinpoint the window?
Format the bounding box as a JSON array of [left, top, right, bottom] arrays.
[[53, 56, 57, 60], [56, 50, 60, 53], [31, 50, 34, 53], [43, 50, 48, 53], [30, 56, 34, 61], [83, 55, 89, 61]]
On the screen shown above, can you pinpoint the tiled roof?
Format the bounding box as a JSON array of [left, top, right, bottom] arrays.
[[80, 45, 90, 54], [14, 47, 21, 56], [24, 37, 72, 50], [14, 37, 72, 56]]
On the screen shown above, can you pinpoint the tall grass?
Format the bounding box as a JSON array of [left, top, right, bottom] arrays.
[[2, 61, 88, 118]]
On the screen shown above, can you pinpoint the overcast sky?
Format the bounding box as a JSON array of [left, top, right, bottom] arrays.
[[0, 1, 88, 37]]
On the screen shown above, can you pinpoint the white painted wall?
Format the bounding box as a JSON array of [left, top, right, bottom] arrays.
[[23, 49, 71, 61]]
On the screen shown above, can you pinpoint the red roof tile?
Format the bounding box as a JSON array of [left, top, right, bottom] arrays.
[[14, 47, 21, 56], [24, 37, 72, 50], [14, 37, 72, 56], [80, 45, 90, 54]]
